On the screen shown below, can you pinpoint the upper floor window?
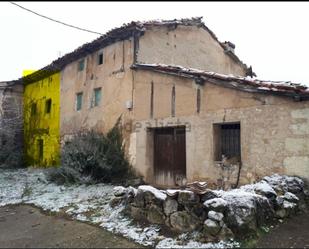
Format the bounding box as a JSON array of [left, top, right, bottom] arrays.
[[98, 52, 103, 65], [76, 92, 83, 111], [78, 59, 85, 72], [45, 98, 52, 114], [91, 88, 102, 107]]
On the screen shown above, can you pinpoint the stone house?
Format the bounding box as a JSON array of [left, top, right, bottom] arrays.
[[0, 80, 23, 166], [130, 64, 309, 187], [18, 17, 309, 187]]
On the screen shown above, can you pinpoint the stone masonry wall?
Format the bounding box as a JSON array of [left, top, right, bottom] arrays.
[[0, 82, 23, 167], [131, 70, 309, 186]]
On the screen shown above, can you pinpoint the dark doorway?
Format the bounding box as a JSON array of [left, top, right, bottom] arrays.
[[153, 127, 186, 186], [37, 139, 44, 162]]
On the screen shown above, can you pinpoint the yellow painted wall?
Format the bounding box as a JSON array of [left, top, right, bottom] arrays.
[[23, 72, 60, 166]]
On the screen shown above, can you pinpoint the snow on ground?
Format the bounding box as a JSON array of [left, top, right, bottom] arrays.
[[0, 168, 239, 248]]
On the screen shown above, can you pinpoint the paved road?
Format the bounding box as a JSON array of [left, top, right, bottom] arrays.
[[0, 205, 142, 248], [256, 211, 309, 248]]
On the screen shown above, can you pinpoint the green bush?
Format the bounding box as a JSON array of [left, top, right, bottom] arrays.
[[47, 122, 134, 185]]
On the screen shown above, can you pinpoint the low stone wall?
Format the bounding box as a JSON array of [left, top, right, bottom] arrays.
[[110, 174, 308, 242]]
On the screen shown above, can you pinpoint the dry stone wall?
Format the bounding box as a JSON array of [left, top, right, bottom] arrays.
[[110, 174, 308, 242]]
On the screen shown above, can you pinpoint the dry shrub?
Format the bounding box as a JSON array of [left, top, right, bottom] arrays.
[[47, 122, 134, 185]]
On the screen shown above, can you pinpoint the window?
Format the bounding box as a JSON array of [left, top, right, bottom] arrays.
[[78, 59, 85, 71], [31, 103, 37, 116], [91, 88, 101, 107], [98, 52, 103, 65], [213, 123, 241, 162], [45, 99, 52, 114], [76, 92, 83, 111]]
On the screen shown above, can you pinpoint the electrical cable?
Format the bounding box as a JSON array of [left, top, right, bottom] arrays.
[[9, 2, 102, 35]]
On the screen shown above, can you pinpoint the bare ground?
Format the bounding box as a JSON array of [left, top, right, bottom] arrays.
[[256, 211, 309, 248], [2, 204, 309, 248], [0, 204, 142, 248]]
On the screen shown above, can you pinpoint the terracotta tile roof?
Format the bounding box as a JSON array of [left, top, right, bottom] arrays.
[[132, 63, 309, 101], [19, 17, 249, 84]]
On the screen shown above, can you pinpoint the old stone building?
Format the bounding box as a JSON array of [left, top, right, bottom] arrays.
[[130, 64, 309, 187], [18, 17, 309, 187], [0, 81, 23, 167]]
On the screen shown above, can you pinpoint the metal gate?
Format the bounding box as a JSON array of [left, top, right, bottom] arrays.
[[153, 127, 186, 186]]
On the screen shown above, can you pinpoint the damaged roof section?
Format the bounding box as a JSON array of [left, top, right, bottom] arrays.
[[131, 63, 309, 101], [20, 17, 249, 84], [0, 80, 21, 89]]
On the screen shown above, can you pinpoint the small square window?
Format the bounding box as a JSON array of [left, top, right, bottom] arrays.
[[76, 92, 83, 111], [91, 88, 101, 107], [78, 59, 85, 72], [45, 99, 52, 114], [213, 123, 241, 162], [98, 53, 103, 65], [31, 103, 37, 116]]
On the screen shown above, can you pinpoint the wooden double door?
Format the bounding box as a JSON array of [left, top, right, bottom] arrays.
[[153, 127, 186, 186]]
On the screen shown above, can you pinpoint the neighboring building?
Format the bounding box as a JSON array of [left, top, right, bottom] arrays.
[[18, 17, 309, 187], [23, 73, 60, 166], [0, 80, 23, 166]]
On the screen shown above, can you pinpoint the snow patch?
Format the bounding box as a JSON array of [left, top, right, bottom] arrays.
[[138, 185, 167, 201], [204, 198, 227, 208]]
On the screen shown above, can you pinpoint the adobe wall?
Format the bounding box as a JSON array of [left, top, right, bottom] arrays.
[[131, 70, 309, 187], [60, 38, 135, 144], [137, 25, 246, 77]]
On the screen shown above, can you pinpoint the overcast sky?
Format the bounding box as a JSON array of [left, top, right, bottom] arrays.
[[1, 2, 309, 86]]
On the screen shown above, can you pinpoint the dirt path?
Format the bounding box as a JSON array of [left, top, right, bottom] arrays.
[[0, 205, 142, 248], [256, 211, 309, 248]]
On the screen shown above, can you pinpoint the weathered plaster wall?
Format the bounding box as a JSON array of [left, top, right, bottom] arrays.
[[137, 25, 246, 76], [60, 38, 135, 143], [131, 70, 309, 186], [23, 73, 60, 166], [284, 108, 309, 179]]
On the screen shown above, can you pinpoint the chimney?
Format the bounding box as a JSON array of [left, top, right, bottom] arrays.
[[223, 41, 236, 54]]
